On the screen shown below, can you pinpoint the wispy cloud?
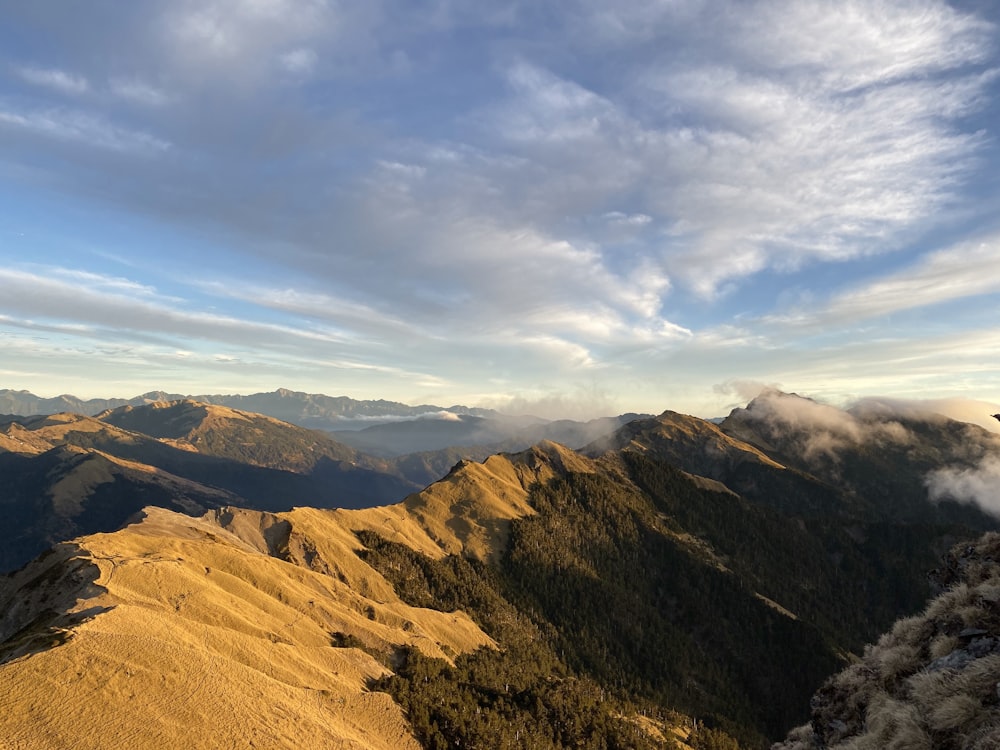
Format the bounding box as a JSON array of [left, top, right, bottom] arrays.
[[853, 396, 1000, 434], [344, 5, 995, 305], [0, 268, 344, 350], [109, 78, 171, 107], [44, 268, 171, 298], [16, 66, 89, 95], [279, 48, 318, 75], [0, 107, 170, 153], [766, 234, 1000, 327], [733, 0, 994, 89], [161, 0, 353, 80], [198, 281, 428, 340]]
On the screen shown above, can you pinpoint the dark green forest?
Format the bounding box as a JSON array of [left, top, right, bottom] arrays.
[[356, 442, 993, 749], [360, 463, 840, 747]]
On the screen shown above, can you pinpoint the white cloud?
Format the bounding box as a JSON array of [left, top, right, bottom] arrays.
[[714, 379, 777, 403], [703, 324, 1000, 408], [852, 397, 1000, 434], [0, 107, 170, 153], [449, 2, 996, 297], [637, 71, 988, 293], [198, 281, 428, 340], [755, 233, 1000, 336], [171, 7, 233, 55], [480, 383, 621, 420], [817, 236, 1000, 324], [603, 211, 651, 226], [500, 60, 624, 144], [167, 0, 331, 57], [279, 47, 318, 75], [110, 78, 171, 107], [735, 0, 995, 91], [162, 0, 344, 81], [45, 268, 168, 298], [927, 456, 1000, 517], [16, 66, 89, 95], [0, 268, 346, 350], [732, 388, 919, 462], [341, 162, 679, 340]]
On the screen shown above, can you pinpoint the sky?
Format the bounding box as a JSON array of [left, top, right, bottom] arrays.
[[1, 0, 999, 420]]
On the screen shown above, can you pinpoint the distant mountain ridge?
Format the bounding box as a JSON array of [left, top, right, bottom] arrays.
[[0, 387, 506, 430], [0, 401, 421, 573], [333, 413, 647, 457], [0, 397, 646, 574], [1, 386, 650, 486]]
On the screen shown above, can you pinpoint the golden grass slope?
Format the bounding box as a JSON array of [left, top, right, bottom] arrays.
[[0, 443, 589, 749], [0, 507, 489, 749], [342, 440, 596, 562], [0, 413, 139, 457], [97, 400, 360, 470]]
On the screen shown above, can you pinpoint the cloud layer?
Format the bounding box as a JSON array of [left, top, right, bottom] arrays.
[[0, 1, 998, 415]]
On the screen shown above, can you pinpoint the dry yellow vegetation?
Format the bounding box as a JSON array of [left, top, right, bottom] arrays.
[[0, 442, 593, 749], [0, 413, 130, 456], [345, 440, 595, 563]]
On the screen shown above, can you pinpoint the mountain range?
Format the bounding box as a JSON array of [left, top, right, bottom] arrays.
[[0, 387, 646, 485], [2, 389, 999, 748], [0, 400, 420, 574], [0, 387, 522, 431], [0, 396, 645, 573]]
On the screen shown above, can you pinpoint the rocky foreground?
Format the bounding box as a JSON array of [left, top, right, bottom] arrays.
[[776, 533, 1000, 749]]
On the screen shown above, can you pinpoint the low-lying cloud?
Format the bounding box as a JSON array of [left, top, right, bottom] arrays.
[[736, 390, 1000, 513], [481, 385, 620, 422], [852, 397, 1000, 435], [926, 457, 1000, 517], [737, 389, 912, 462]]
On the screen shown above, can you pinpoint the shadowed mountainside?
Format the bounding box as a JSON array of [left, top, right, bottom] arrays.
[[0, 403, 420, 573], [586, 404, 1000, 649], [720, 389, 1000, 525]]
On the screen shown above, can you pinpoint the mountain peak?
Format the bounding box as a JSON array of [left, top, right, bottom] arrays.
[[336, 441, 597, 565], [520, 438, 598, 475], [589, 409, 784, 476]]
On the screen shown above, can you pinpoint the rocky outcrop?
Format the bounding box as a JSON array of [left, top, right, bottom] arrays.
[[775, 532, 1000, 749]]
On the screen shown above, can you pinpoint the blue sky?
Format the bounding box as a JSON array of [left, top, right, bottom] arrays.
[[1, 0, 999, 419]]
